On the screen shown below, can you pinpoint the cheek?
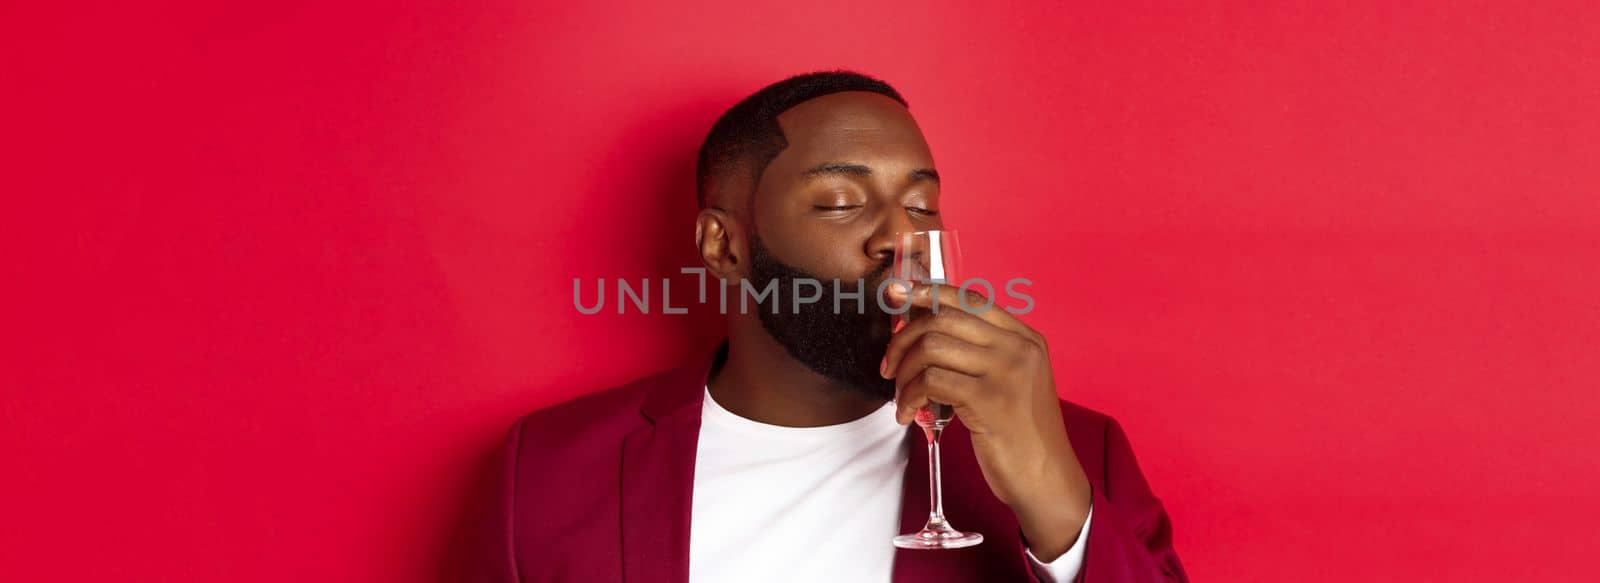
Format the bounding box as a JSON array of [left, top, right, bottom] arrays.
[[780, 224, 880, 277], [823, 236, 888, 281]]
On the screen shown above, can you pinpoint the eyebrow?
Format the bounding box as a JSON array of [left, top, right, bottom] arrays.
[[800, 162, 940, 185]]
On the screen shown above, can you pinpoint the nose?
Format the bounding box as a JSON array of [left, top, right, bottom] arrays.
[[866, 206, 919, 264]]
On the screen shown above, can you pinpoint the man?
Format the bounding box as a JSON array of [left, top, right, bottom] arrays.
[[463, 71, 1187, 582]]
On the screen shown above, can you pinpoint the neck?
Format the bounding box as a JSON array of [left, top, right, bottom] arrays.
[[707, 318, 888, 427]]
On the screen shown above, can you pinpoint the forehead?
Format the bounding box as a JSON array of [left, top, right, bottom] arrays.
[[771, 91, 933, 165]]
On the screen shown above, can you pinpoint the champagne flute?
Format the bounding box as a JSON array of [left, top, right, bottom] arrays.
[[891, 230, 984, 550]]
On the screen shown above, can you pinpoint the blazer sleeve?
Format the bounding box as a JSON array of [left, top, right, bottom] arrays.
[[1077, 417, 1190, 582], [459, 418, 525, 583]]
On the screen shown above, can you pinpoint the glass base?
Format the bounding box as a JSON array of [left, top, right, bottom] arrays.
[[893, 526, 984, 550]]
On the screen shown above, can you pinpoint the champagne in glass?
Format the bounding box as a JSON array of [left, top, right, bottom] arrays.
[[914, 401, 955, 426], [897, 302, 957, 426], [891, 230, 983, 550]]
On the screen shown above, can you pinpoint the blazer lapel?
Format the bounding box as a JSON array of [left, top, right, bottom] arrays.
[[620, 347, 720, 583]]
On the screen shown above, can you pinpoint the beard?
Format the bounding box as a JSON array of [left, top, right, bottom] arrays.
[[747, 235, 898, 401]]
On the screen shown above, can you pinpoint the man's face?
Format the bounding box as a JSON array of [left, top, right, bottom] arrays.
[[746, 91, 944, 400]]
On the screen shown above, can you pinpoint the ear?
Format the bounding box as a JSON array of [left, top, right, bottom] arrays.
[[696, 208, 747, 282]]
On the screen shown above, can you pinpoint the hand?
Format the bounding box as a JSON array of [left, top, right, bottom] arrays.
[[881, 282, 1091, 561]]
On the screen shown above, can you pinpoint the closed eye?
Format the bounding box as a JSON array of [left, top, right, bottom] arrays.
[[814, 204, 863, 211], [908, 207, 939, 216]]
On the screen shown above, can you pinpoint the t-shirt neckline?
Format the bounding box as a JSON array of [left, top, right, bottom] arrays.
[[700, 385, 900, 441]]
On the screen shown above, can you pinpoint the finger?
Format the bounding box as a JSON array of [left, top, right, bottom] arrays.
[[882, 307, 1002, 378], [892, 331, 992, 398], [889, 282, 1023, 333], [889, 282, 1046, 349], [894, 365, 983, 425]]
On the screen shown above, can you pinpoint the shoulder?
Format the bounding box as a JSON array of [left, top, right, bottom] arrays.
[[1059, 399, 1115, 432], [509, 370, 668, 451], [1055, 398, 1169, 508], [1054, 399, 1138, 481], [1058, 398, 1117, 448]]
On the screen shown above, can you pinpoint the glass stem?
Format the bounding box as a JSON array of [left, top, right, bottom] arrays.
[[925, 425, 948, 529]]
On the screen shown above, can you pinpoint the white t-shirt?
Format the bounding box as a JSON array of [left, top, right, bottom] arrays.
[[689, 387, 1091, 582]]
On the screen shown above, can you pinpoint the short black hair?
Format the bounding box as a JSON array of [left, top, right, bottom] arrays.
[[695, 70, 908, 209]]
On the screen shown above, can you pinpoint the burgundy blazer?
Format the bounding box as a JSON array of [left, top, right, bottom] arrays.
[[461, 346, 1188, 582]]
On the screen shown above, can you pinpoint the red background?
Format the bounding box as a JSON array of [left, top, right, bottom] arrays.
[[5, 2, 1598, 581]]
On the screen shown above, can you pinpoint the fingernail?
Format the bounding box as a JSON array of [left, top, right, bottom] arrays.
[[879, 355, 889, 378], [888, 282, 908, 299]]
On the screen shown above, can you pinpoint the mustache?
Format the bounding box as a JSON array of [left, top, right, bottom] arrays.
[[747, 234, 895, 293], [860, 255, 894, 290]]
